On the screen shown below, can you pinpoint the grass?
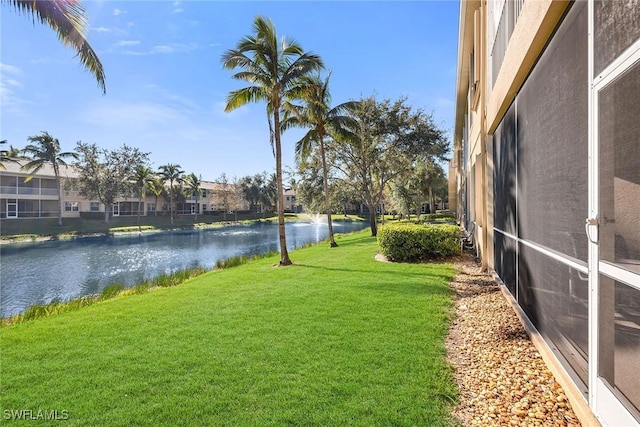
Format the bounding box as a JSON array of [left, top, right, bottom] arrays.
[[0, 230, 459, 426]]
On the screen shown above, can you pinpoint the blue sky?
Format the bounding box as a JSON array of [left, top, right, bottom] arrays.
[[1, 0, 459, 182]]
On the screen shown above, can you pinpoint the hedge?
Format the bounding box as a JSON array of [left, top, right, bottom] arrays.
[[377, 223, 460, 262]]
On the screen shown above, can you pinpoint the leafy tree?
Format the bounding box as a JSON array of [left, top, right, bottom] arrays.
[[335, 96, 449, 236], [158, 164, 184, 225], [147, 176, 165, 217], [184, 173, 202, 222], [221, 16, 324, 266], [260, 172, 277, 217], [3, 0, 106, 93], [216, 173, 231, 220], [74, 142, 149, 227], [283, 73, 359, 247], [133, 165, 154, 232], [21, 132, 78, 226]]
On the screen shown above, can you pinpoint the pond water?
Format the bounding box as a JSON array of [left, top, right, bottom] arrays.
[[0, 221, 369, 317]]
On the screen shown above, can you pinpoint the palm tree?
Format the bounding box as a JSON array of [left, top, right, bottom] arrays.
[[221, 16, 324, 266], [158, 163, 184, 225], [283, 73, 359, 247], [21, 131, 78, 226], [3, 0, 106, 93], [184, 173, 202, 222], [133, 165, 153, 232], [147, 176, 165, 217], [0, 140, 21, 169]]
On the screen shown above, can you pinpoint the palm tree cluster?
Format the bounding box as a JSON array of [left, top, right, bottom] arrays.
[[222, 16, 362, 261]]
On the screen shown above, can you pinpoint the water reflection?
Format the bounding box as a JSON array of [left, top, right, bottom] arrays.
[[0, 221, 368, 317]]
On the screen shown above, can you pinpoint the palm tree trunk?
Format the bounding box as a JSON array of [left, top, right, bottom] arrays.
[[138, 194, 142, 233], [274, 109, 292, 266], [56, 176, 63, 227], [169, 188, 174, 225], [320, 140, 337, 247]]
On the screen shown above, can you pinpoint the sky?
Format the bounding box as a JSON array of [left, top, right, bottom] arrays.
[[1, 0, 459, 183]]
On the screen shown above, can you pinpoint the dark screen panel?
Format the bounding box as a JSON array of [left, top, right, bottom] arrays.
[[594, 0, 640, 76], [493, 102, 517, 236], [516, 1, 588, 263], [494, 231, 516, 295], [518, 243, 588, 389], [599, 60, 640, 266]]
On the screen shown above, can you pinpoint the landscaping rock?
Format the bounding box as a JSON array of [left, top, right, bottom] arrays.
[[446, 255, 581, 427]]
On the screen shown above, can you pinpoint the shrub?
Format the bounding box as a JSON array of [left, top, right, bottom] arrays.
[[378, 223, 460, 262]]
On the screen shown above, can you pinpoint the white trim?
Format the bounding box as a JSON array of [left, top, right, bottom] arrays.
[[493, 227, 588, 274], [593, 38, 640, 91], [599, 262, 640, 291], [595, 378, 638, 427]]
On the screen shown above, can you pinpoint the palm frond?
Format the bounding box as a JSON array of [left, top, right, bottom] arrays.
[[225, 86, 268, 112], [4, 0, 106, 93]]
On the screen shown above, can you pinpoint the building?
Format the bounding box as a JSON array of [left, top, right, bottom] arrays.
[[0, 161, 250, 220], [283, 188, 302, 213], [451, 1, 639, 425]]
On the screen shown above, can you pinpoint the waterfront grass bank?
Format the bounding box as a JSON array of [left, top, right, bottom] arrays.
[[0, 230, 458, 426]]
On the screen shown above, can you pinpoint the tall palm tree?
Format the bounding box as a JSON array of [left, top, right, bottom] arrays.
[[283, 73, 359, 247], [133, 165, 153, 232], [184, 173, 202, 222], [221, 16, 324, 266], [158, 163, 183, 225], [3, 0, 106, 93], [21, 131, 78, 226], [147, 176, 165, 217]]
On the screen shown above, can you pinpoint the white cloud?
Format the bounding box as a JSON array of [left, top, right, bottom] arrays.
[[112, 8, 125, 16], [0, 63, 32, 117], [0, 63, 22, 76], [114, 40, 140, 47], [150, 43, 198, 54]]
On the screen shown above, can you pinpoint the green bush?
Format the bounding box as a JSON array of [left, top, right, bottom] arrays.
[[422, 212, 456, 223], [378, 223, 460, 262]]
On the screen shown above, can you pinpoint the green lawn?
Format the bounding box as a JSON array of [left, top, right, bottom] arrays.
[[0, 230, 459, 426]]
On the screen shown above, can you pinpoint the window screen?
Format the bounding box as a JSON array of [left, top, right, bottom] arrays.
[[594, 0, 640, 76]]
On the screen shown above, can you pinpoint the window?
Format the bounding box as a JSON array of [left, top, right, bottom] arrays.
[[65, 201, 79, 212], [147, 203, 156, 213], [90, 202, 100, 212]]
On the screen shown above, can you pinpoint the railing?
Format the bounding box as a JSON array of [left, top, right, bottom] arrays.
[[0, 186, 58, 196], [491, 0, 525, 87]]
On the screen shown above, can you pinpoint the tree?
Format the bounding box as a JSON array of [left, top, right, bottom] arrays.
[[147, 176, 165, 217], [21, 132, 78, 226], [216, 173, 231, 220], [221, 16, 324, 266], [283, 73, 359, 247], [158, 164, 184, 225], [260, 172, 277, 217], [0, 140, 22, 169], [184, 173, 202, 222], [335, 96, 449, 236], [74, 142, 149, 227], [3, 0, 106, 93], [133, 165, 154, 232], [239, 174, 262, 214]]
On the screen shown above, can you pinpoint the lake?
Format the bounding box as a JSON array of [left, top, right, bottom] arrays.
[[0, 221, 370, 317]]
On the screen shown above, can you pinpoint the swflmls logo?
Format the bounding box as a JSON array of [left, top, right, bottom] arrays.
[[3, 409, 69, 420]]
